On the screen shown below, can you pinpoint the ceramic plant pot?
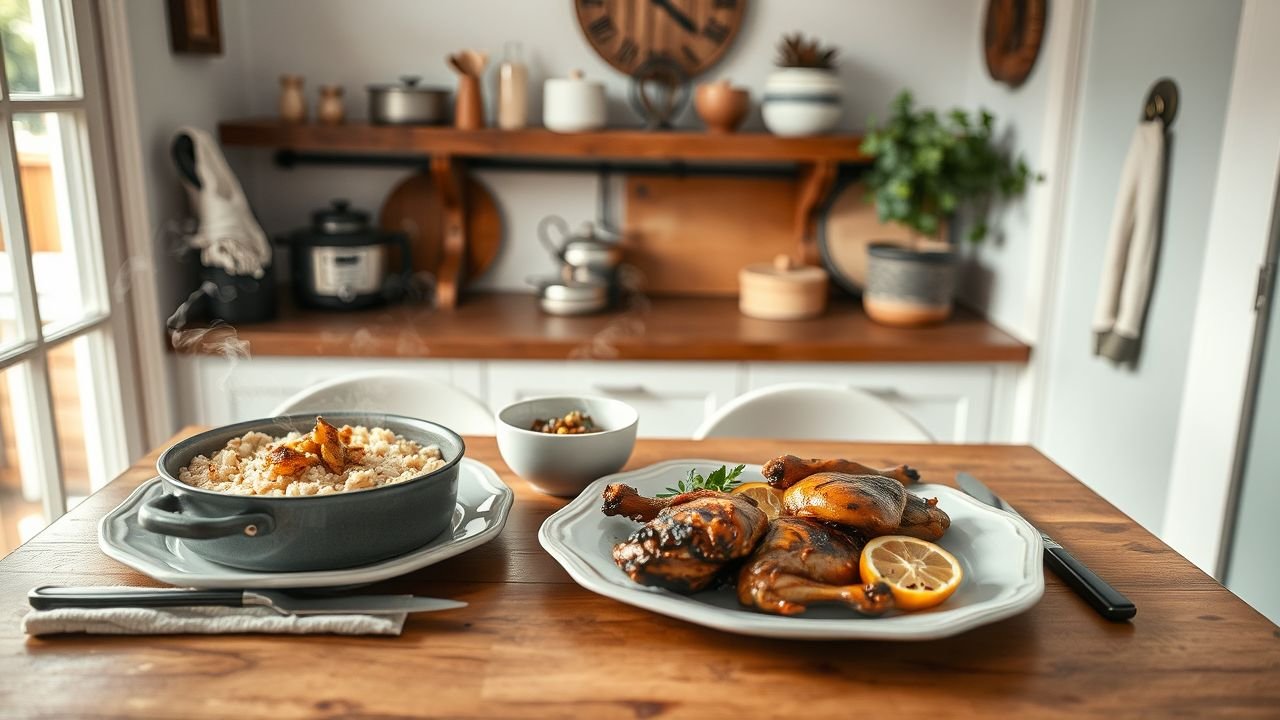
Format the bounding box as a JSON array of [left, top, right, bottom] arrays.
[[863, 242, 958, 327], [695, 79, 750, 133], [762, 68, 842, 136]]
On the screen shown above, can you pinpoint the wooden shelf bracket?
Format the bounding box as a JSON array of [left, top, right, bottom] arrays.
[[429, 155, 467, 309], [794, 160, 838, 266]]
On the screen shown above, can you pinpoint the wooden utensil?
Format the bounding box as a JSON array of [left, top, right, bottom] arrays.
[[448, 50, 488, 130], [379, 172, 502, 284]]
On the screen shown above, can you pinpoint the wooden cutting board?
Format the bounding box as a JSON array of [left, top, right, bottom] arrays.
[[817, 180, 915, 294], [624, 175, 797, 296], [379, 171, 502, 283]]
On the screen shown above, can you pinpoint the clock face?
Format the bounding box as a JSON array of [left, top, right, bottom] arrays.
[[576, 0, 746, 78]]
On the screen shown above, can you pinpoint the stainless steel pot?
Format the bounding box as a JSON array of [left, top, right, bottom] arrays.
[[367, 75, 449, 125], [137, 413, 465, 572]]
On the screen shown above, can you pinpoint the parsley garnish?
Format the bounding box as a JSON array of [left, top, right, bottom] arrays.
[[656, 464, 746, 498]]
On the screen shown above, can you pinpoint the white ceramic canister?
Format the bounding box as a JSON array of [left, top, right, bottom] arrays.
[[762, 68, 843, 137], [543, 70, 606, 133]]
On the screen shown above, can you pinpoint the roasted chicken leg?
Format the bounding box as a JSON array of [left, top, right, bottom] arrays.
[[782, 472, 950, 541], [762, 454, 920, 489], [738, 517, 893, 616], [604, 484, 769, 594]]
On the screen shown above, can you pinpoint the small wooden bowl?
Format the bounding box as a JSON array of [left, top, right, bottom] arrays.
[[695, 80, 750, 133], [739, 254, 828, 320]]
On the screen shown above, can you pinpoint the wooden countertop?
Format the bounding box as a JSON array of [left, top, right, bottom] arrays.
[[179, 293, 1031, 363], [2, 432, 1277, 718]]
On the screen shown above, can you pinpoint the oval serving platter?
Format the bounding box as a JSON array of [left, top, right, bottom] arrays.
[[99, 458, 512, 589], [539, 459, 1044, 640]]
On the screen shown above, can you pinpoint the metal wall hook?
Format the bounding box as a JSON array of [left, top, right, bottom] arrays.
[[1143, 78, 1179, 128]]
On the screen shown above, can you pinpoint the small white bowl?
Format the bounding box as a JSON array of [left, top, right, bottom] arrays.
[[495, 396, 639, 497]]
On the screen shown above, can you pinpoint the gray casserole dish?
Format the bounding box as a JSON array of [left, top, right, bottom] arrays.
[[138, 413, 464, 572]]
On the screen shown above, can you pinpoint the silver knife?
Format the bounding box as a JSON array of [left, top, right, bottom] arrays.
[[955, 472, 1137, 622], [28, 586, 467, 616]]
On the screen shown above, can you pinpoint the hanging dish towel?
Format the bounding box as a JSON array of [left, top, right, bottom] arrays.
[[174, 126, 272, 278], [1093, 120, 1166, 364]]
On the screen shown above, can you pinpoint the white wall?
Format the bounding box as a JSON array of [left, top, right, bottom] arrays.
[[122, 0, 252, 317], [230, 0, 996, 291], [1035, 0, 1242, 531]]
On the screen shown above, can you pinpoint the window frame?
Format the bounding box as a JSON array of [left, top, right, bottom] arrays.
[[0, 0, 146, 523]]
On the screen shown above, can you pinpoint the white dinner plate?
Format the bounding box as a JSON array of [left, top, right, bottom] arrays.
[[539, 459, 1044, 640], [99, 458, 512, 589]]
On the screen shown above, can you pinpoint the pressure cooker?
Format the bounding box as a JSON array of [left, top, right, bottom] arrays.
[[281, 200, 411, 310]]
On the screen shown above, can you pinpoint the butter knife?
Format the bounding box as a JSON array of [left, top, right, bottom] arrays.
[[955, 473, 1137, 622], [28, 586, 467, 616]]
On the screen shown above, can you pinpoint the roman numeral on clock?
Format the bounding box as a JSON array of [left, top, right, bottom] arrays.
[[703, 18, 730, 44], [681, 44, 700, 66], [616, 38, 638, 66], [579, 0, 604, 6], [588, 15, 616, 42], [713, 0, 737, 8]]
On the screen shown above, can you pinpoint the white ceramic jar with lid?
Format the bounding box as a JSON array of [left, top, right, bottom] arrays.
[[544, 70, 606, 133]]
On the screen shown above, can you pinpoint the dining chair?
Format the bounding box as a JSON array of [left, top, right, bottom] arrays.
[[269, 371, 496, 436], [693, 382, 934, 442]]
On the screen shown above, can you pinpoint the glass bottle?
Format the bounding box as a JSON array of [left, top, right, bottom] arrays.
[[497, 42, 528, 130]]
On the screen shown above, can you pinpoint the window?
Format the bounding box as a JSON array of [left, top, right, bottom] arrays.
[[0, 0, 135, 553]]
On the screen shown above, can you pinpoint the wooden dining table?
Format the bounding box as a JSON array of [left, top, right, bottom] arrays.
[[1, 431, 1277, 718]]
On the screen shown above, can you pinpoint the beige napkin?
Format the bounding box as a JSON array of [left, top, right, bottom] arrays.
[[23, 605, 406, 636]]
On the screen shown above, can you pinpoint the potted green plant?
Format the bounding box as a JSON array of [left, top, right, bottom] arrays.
[[859, 91, 1033, 326]]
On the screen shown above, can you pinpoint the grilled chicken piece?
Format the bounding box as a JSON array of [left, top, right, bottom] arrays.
[[782, 472, 950, 541], [312, 416, 347, 474], [738, 517, 893, 616], [763, 454, 920, 489], [604, 484, 769, 594]]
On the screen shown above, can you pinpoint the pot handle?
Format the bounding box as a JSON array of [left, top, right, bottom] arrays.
[[138, 492, 275, 540], [537, 215, 571, 261]]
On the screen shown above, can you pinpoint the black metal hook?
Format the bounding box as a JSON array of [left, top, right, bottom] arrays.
[[1142, 78, 1179, 128]]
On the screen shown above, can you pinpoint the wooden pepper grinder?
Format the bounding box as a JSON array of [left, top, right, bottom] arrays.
[[317, 84, 345, 125], [448, 50, 488, 130], [279, 74, 307, 123]]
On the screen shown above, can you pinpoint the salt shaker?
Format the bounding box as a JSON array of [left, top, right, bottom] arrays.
[[317, 84, 345, 125], [279, 74, 307, 123]]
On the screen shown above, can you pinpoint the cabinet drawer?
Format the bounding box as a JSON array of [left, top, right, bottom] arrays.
[[178, 357, 480, 426], [487, 361, 742, 438], [745, 363, 998, 442]]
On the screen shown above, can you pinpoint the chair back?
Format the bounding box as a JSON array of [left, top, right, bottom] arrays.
[[693, 382, 933, 442], [270, 371, 496, 436]]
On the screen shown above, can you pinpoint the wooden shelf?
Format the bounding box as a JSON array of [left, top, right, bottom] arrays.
[[217, 118, 869, 163], [218, 119, 865, 309], [176, 293, 1032, 364]]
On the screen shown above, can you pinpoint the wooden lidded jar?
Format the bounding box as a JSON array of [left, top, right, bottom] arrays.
[[739, 254, 829, 320]]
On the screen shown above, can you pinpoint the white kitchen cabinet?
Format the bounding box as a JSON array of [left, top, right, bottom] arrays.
[[175, 356, 483, 427], [745, 363, 1012, 442], [176, 355, 1016, 442], [486, 361, 743, 438]]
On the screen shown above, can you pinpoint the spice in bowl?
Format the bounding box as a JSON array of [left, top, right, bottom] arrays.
[[530, 410, 602, 435]]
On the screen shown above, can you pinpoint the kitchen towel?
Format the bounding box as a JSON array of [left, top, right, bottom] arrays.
[[174, 126, 272, 278], [1093, 120, 1166, 364], [23, 605, 406, 637]]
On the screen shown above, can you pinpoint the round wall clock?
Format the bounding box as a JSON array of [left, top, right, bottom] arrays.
[[983, 0, 1047, 88], [575, 0, 747, 78]]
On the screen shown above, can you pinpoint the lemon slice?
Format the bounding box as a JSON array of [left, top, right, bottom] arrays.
[[731, 482, 785, 520], [859, 535, 963, 611]]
